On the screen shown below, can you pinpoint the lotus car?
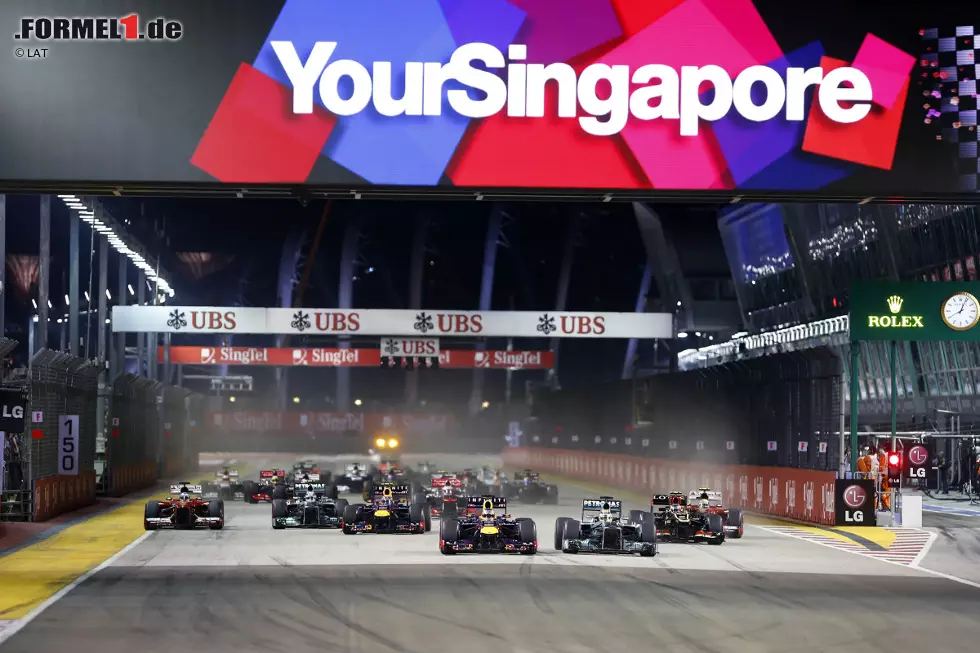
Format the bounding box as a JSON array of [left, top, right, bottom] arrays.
[[636, 492, 725, 545]]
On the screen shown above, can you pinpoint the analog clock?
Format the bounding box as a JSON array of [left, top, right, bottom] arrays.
[[941, 292, 980, 331]]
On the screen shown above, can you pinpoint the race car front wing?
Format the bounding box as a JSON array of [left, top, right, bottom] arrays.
[[144, 516, 223, 528]]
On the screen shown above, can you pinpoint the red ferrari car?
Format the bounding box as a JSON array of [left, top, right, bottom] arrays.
[[144, 483, 224, 530]]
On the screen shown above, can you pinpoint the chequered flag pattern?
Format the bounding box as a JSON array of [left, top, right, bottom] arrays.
[[920, 26, 980, 191]]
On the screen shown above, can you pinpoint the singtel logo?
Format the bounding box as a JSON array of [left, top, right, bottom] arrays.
[[273, 41, 874, 138]]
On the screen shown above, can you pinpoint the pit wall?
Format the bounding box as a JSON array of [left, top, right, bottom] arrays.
[[502, 447, 837, 525]]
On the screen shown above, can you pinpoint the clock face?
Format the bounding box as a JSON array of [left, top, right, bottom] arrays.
[[942, 292, 980, 330]]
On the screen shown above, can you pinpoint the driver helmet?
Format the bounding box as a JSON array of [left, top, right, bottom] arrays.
[[699, 498, 710, 511], [304, 490, 317, 504], [180, 492, 190, 501], [480, 499, 496, 521], [441, 485, 456, 496], [523, 476, 532, 486]]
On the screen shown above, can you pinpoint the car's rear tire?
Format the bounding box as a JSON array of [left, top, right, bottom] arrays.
[[554, 517, 572, 550], [441, 499, 458, 521], [326, 484, 339, 500], [726, 508, 744, 539], [243, 481, 257, 504], [333, 498, 349, 525], [342, 503, 361, 534], [629, 509, 648, 524], [409, 503, 426, 532], [440, 518, 459, 554], [561, 518, 581, 553], [144, 501, 161, 530], [705, 513, 725, 545], [272, 485, 287, 501], [517, 518, 537, 555], [422, 504, 432, 532], [639, 518, 657, 544], [272, 499, 288, 529], [208, 499, 225, 530]]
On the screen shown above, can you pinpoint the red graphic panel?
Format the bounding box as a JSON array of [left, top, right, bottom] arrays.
[[191, 63, 337, 183], [801, 55, 908, 170]]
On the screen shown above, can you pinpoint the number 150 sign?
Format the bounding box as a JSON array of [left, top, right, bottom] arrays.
[[59, 415, 79, 475]]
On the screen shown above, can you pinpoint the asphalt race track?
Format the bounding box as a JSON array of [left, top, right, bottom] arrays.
[[3, 455, 979, 653]]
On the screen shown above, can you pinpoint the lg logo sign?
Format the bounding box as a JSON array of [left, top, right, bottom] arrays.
[[907, 445, 928, 478], [842, 484, 867, 523]]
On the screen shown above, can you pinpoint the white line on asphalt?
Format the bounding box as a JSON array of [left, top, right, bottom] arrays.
[[0, 532, 152, 648], [760, 526, 980, 591]]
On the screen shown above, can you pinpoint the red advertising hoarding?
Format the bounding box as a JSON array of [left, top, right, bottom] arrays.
[[503, 447, 836, 525], [2, 1, 974, 199], [207, 411, 455, 435]]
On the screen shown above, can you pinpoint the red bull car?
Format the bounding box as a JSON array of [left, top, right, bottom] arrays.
[[144, 483, 224, 530], [342, 483, 431, 534], [242, 469, 287, 503], [439, 496, 537, 555]]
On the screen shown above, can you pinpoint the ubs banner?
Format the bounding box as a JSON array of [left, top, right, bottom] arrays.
[[2, 1, 979, 196]]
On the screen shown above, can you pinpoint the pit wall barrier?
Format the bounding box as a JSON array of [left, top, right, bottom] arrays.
[[33, 471, 97, 522], [108, 461, 157, 497], [503, 447, 837, 526]]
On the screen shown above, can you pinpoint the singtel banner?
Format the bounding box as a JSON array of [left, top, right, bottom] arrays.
[[159, 346, 555, 369], [121, 306, 670, 338], [209, 411, 454, 435], [0, 0, 975, 196]]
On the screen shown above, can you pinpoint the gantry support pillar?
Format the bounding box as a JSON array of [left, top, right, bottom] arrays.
[[337, 217, 363, 412], [406, 216, 429, 406], [546, 215, 580, 390], [469, 207, 503, 415]]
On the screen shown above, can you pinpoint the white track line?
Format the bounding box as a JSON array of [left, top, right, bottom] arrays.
[[760, 525, 980, 590], [0, 532, 151, 647]]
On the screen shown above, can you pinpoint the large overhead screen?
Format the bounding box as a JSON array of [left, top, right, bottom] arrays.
[[1, 1, 975, 196]]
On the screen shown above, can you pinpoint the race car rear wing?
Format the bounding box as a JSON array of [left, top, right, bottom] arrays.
[[582, 498, 622, 514], [431, 476, 462, 488], [688, 490, 723, 506], [294, 483, 327, 494], [371, 483, 410, 499], [170, 484, 202, 494], [462, 495, 507, 510], [651, 494, 687, 510], [216, 469, 240, 477], [294, 472, 321, 482], [259, 469, 286, 479]]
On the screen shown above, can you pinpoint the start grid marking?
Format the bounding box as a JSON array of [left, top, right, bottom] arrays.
[[761, 526, 935, 566]]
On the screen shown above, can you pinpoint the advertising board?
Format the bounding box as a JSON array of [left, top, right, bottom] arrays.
[[1, 1, 978, 197], [850, 282, 980, 341], [119, 306, 671, 338], [157, 346, 555, 368]]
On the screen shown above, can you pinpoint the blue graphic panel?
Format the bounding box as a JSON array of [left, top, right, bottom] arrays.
[[253, 0, 525, 186]]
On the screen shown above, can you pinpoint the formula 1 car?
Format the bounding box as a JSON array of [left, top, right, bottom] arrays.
[[636, 492, 725, 545], [424, 472, 464, 519], [687, 488, 744, 539], [503, 470, 558, 504], [439, 496, 537, 555], [555, 497, 656, 556], [144, 483, 224, 530], [287, 472, 340, 500], [272, 482, 349, 529], [342, 483, 430, 534], [335, 462, 370, 493], [201, 466, 245, 501], [242, 469, 287, 504]]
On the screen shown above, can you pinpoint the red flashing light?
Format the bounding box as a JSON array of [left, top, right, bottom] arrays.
[[832, 297, 838, 308], [555, 425, 563, 432], [111, 429, 120, 437], [888, 453, 900, 466]]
